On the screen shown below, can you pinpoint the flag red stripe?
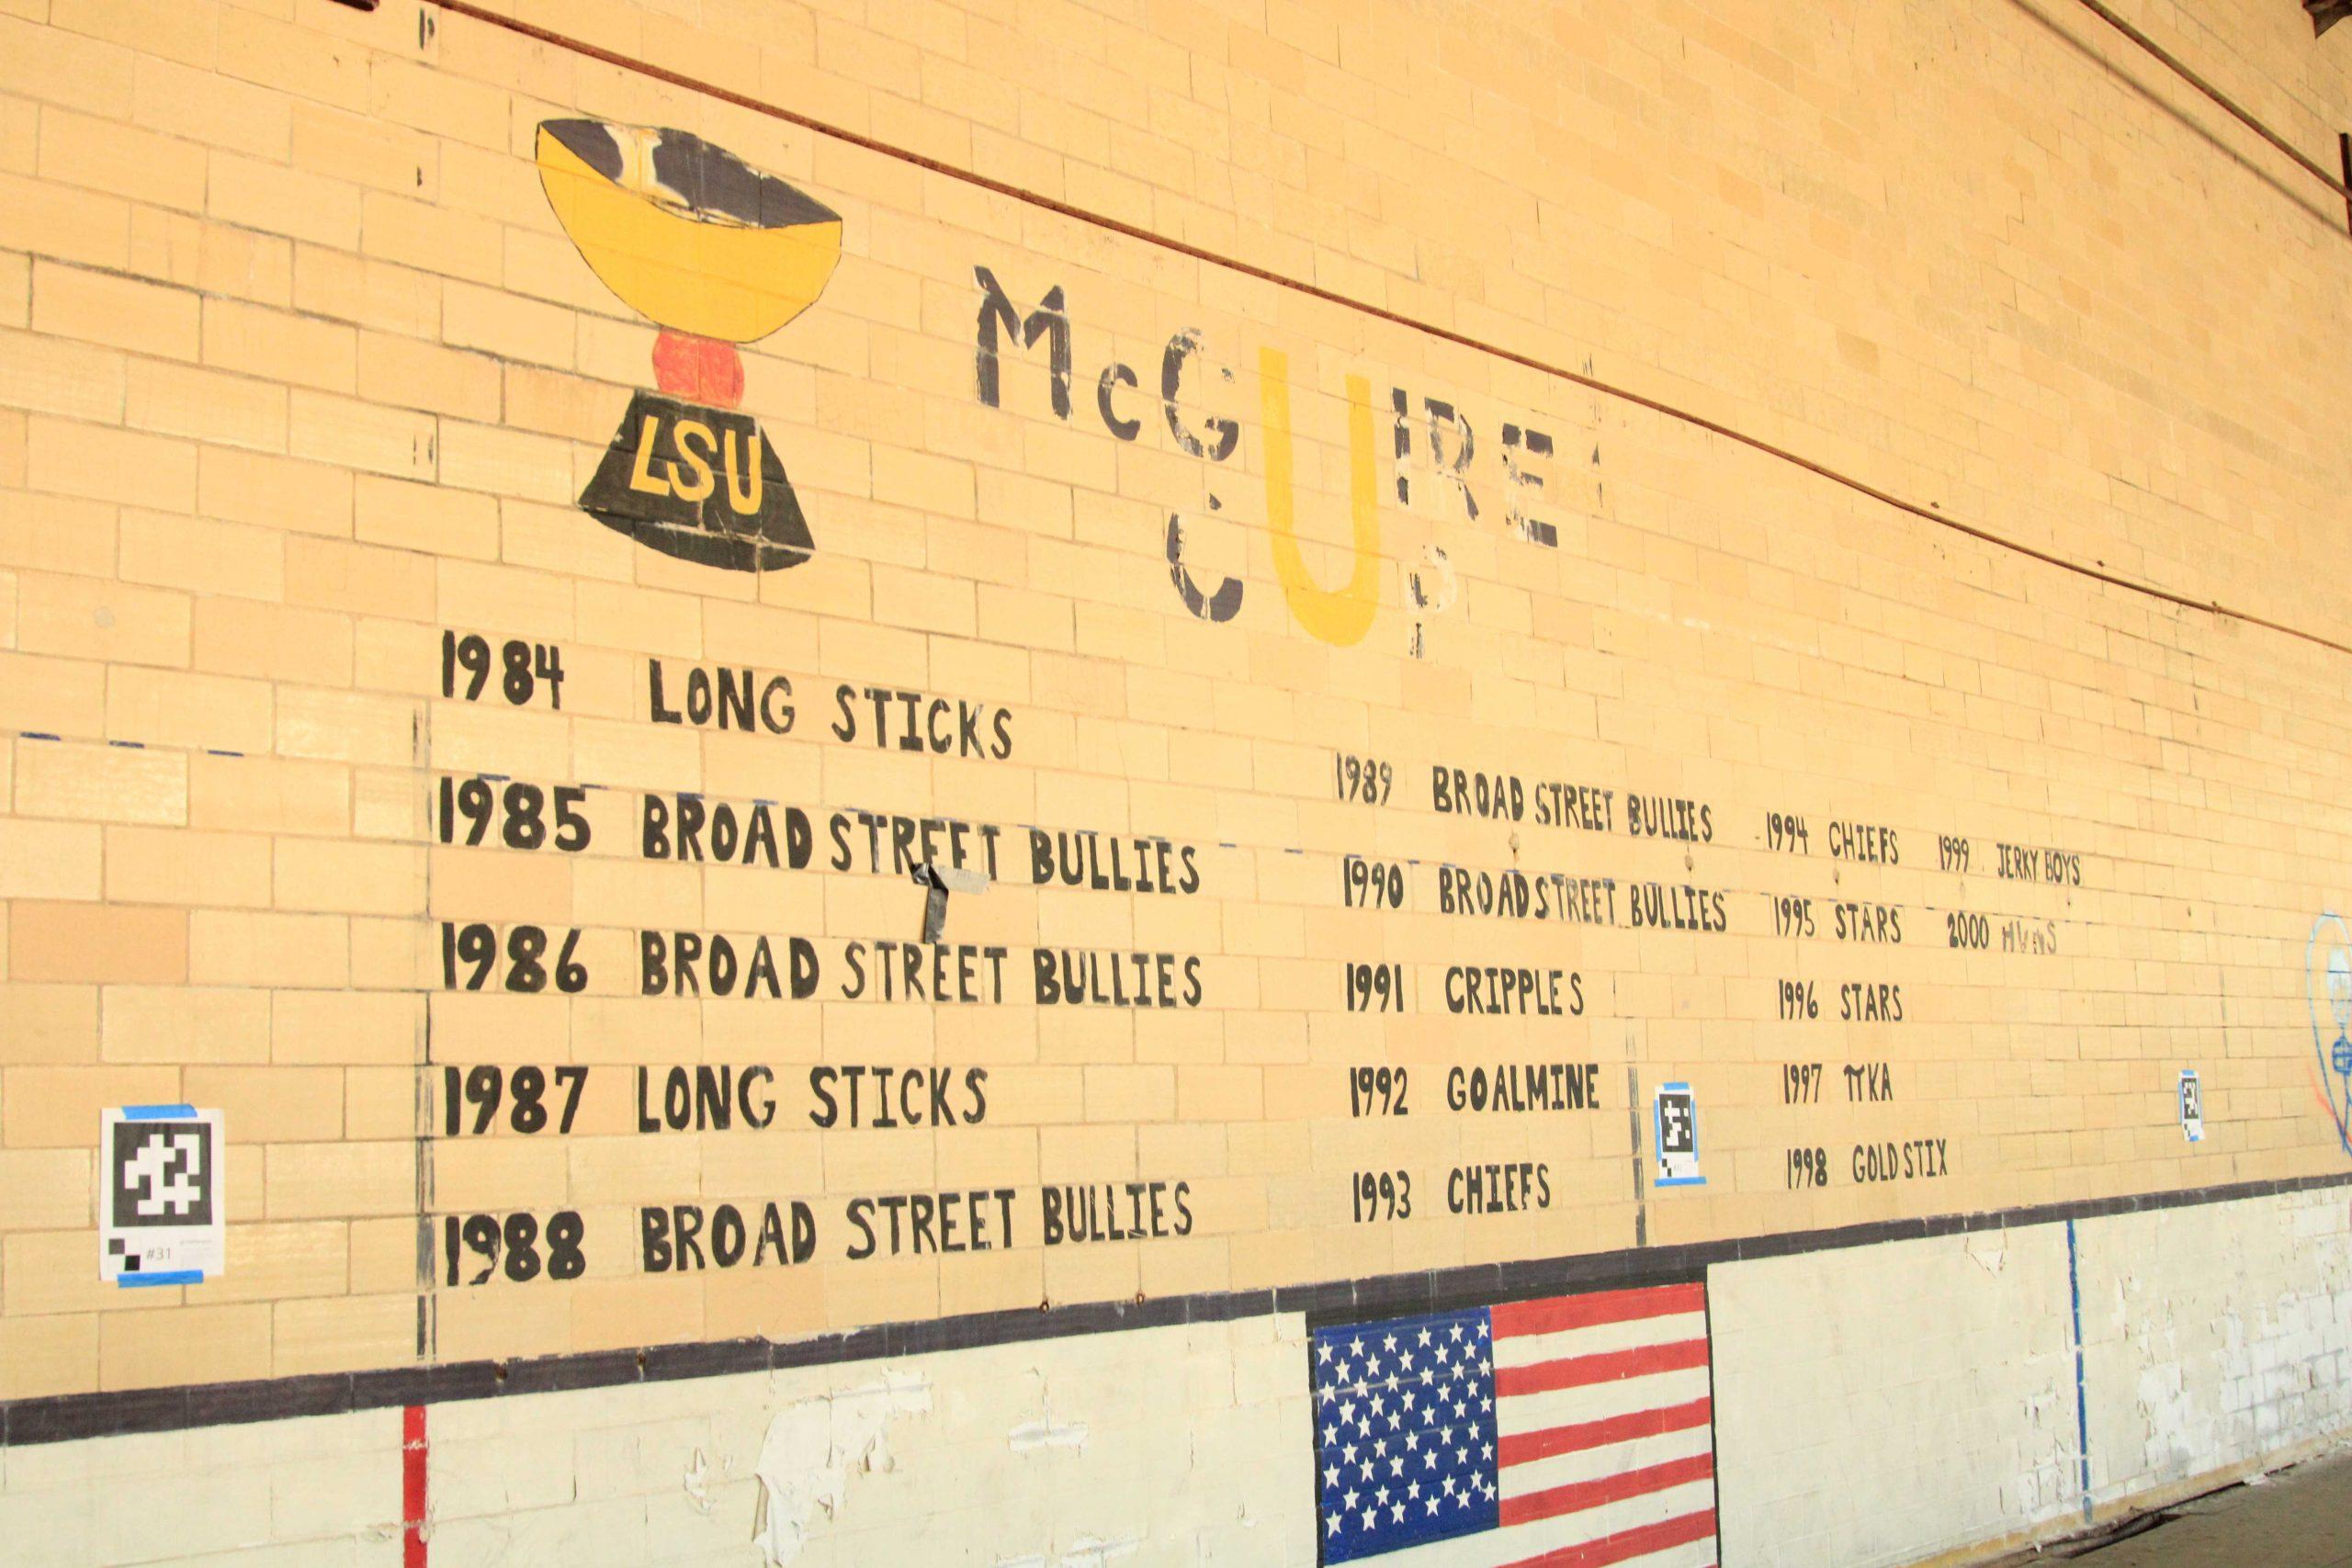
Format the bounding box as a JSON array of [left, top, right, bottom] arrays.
[[1495, 1337, 1710, 1397], [1499, 1452, 1714, 1528], [1504, 1506, 1719, 1568], [1499, 1397, 1713, 1467], [1492, 1282, 1705, 1340]]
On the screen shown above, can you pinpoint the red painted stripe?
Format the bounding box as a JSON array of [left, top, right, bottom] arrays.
[[1500, 1452, 1714, 1528], [1492, 1283, 1705, 1341], [1505, 1506, 1718, 1568], [1495, 1337, 1711, 1398], [402, 1404, 428, 1568], [1499, 1397, 1713, 1467]]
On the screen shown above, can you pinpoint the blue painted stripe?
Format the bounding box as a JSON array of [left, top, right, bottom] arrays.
[[2067, 1218, 2093, 1524], [121, 1103, 197, 1120], [118, 1270, 202, 1288]]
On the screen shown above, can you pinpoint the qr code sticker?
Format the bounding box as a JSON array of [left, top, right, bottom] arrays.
[[111, 1122, 214, 1229], [100, 1108, 225, 1284], [1654, 1083, 1703, 1187]]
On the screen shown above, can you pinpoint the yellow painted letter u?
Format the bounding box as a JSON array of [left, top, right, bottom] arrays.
[[1260, 347, 1381, 647]]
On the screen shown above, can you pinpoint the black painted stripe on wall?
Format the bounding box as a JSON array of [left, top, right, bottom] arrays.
[[6, 1170, 2346, 1447]]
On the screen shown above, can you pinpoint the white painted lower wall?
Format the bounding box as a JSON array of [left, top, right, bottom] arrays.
[[1710, 1224, 2078, 1566], [2079, 1190, 2352, 1510], [1711, 1188, 2352, 1567], [3, 1190, 2346, 1567]]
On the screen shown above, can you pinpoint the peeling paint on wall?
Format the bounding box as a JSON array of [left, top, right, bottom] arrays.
[[751, 1371, 933, 1565], [1008, 1411, 1089, 1451], [991, 1533, 1143, 1568]]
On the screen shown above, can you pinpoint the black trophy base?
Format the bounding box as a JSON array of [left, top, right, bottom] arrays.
[[578, 389, 814, 572]]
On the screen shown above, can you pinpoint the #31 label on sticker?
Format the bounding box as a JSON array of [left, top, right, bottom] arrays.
[[1653, 1082, 1703, 1187], [2179, 1070, 2203, 1144], [100, 1106, 225, 1287]]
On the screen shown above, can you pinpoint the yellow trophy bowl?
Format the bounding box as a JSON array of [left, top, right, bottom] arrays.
[[537, 118, 842, 344]]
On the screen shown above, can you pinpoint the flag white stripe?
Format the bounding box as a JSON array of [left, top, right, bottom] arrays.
[[1500, 1424, 1714, 1501], [1359, 1481, 1717, 1568], [1494, 1367, 1713, 1438], [1490, 1311, 1709, 1370]]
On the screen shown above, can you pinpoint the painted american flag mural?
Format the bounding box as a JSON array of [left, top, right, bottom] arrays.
[[1310, 1280, 1719, 1568]]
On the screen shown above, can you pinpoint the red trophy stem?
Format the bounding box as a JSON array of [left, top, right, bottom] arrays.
[[653, 330, 745, 410]]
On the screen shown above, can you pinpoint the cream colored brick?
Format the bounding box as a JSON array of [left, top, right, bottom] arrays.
[[0, 982, 98, 1065], [434, 418, 573, 503], [264, 1140, 411, 1219], [201, 296, 358, 395], [0, 169, 130, 269], [288, 388, 435, 479], [291, 242, 439, 337], [14, 737, 185, 824], [24, 414, 196, 511], [192, 595, 356, 684], [29, 256, 197, 359], [207, 148, 361, 249], [354, 472, 498, 560], [189, 751, 350, 836], [124, 358, 288, 451], [188, 909, 347, 987], [441, 277, 576, 369], [37, 103, 207, 210], [0, 816, 100, 898], [0, 249, 28, 328], [130, 51, 290, 161], [0, 1146, 91, 1229], [277, 684, 420, 767], [0, 1314, 98, 1399], [361, 189, 503, 287], [119, 510, 287, 603], [102, 1303, 274, 1390], [2, 1063, 181, 1147], [285, 536, 434, 620], [13, 569, 188, 666], [273, 837, 424, 917], [49, 0, 218, 71], [0, 650, 102, 736], [199, 1217, 349, 1305], [356, 329, 500, 423], [0, 14, 130, 116], [290, 101, 436, 199], [273, 988, 418, 1065], [8, 900, 184, 984], [215, 5, 368, 111], [127, 207, 294, 308], [271, 1291, 415, 1375], [103, 822, 272, 908], [179, 1064, 341, 1141], [198, 445, 355, 537], [99, 984, 270, 1063], [0, 325, 124, 421]]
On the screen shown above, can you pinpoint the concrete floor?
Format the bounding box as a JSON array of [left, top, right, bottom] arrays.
[[2028, 1450, 2352, 1567]]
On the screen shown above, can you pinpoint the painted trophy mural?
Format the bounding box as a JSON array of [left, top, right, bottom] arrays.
[[537, 118, 841, 570]]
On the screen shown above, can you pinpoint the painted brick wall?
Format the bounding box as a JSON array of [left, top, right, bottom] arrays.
[[4, 0, 2352, 1563]]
